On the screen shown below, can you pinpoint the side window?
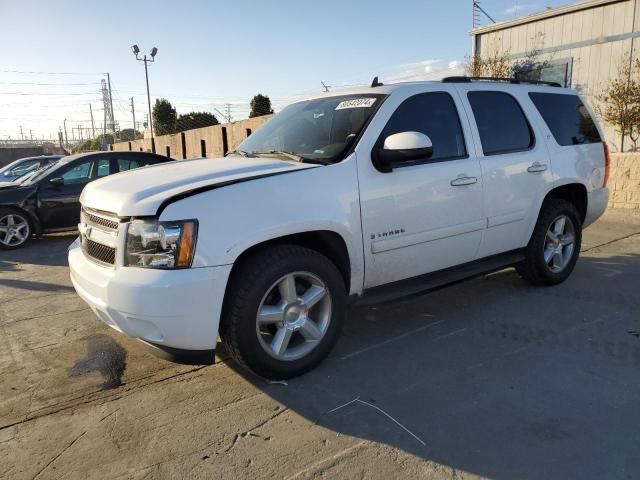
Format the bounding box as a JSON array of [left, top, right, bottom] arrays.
[[117, 158, 141, 172], [468, 91, 534, 155], [529, 93, 601, 146], [61, 160, 92, 184], [380, 92, 467, 162], [96, 159, 111, 177]]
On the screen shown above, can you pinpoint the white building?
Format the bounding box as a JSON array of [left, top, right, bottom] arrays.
[[471, 0, 640, 151]]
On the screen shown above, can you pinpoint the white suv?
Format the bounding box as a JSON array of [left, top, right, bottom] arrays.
[[69, 77, 609, 379]]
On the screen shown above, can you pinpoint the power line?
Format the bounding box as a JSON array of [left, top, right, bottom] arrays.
[[0, 81, 96, 86], [0, 69, 105, 75], [0, 91, 99, 96]]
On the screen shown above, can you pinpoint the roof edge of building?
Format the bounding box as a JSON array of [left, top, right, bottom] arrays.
[[470, 0, 627, 36]]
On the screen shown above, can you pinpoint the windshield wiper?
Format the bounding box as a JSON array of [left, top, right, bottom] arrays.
[[252, 150, 330, 165], [226, 149, 254, 157]]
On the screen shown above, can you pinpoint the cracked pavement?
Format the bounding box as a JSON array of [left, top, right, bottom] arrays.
[[1, 209, 640, 479]]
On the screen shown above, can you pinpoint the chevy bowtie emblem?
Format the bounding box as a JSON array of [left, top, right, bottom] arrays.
[[79, 223, 92, 238]]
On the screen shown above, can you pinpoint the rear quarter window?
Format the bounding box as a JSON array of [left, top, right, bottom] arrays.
[[529, 92, 601, 146]]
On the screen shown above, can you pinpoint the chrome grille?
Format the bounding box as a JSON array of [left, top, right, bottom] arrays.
[[82, 208, 119, 232], [83, 238, 116, 265]]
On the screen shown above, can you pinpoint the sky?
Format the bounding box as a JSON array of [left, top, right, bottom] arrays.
[[0, 0, 573, 140]]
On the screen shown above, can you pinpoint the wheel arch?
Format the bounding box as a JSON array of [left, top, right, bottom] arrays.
[[229, 230, 353, 294], [543, 182, 588, 223], [0, 204, 37, 230]]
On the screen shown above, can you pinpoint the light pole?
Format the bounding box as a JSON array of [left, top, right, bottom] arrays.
[[131, 44, 158, 148]]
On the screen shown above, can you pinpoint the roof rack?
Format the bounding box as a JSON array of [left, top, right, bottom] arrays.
[[442, 76, 562, 88]]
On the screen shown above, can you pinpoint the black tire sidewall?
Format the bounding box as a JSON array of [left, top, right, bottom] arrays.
[[222, 246, 346, 380], [0, 208, 32, 250], [529, 200, 582, 284]]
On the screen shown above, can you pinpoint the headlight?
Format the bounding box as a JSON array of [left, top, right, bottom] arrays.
[[125, 219, 198, 269]]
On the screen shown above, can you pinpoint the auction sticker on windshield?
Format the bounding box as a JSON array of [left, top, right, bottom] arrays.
[[335, 98, 377, 110]]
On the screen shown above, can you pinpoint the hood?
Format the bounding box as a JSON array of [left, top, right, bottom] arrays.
[[81, 156, 319, 217], [0, 181, 22, 190]]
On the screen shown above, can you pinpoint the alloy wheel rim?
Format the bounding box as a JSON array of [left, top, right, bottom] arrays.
[[0, 214, 29, 247], [256, 271, 332, 361], [543, 214, 575, 273]]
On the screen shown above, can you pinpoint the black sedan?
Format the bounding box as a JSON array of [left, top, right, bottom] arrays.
[[0, 151, 173, 249]]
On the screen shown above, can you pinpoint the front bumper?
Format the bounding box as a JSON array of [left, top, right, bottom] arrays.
[[69, 241, 232, 354]]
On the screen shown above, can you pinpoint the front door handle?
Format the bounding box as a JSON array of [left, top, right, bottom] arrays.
[[450, 176, 478, 187], [527, 162, 548, 173]]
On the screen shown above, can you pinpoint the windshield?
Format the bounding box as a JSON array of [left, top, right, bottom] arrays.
[[237, 94, 385, 164], [21, 160, 63, 185]]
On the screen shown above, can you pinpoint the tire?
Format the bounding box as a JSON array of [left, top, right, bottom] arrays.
[[220, 245, 346, 380], [516, 198, 582, 286], [0, 208, 32, 250]]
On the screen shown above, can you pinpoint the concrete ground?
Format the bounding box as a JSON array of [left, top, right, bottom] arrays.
[[1, 209, 639, 480]]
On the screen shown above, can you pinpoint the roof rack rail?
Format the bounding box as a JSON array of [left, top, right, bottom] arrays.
[[442, 76, 562, 88]]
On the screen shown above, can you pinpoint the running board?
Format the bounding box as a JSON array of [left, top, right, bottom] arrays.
[[352, 250, 525, 306]]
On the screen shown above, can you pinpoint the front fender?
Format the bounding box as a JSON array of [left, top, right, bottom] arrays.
[[159, 158, 365, 295]]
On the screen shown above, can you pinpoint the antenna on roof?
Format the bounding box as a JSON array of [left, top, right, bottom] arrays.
[[371, 76, 383, 88]]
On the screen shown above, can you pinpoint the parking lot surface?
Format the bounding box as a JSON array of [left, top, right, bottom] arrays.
[[1, 209, 639, 480]]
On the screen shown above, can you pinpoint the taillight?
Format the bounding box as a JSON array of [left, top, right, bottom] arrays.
[[603, 142, 610, 187]]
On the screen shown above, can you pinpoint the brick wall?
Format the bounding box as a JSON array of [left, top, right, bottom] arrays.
[[608, 154, 640, 210], [110, 115, 272, 160]]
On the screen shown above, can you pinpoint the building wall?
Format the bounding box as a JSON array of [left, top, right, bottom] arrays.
[[609, 153, 640, 209], [473, 0, 640, 152], [110, 115, 272, 159], [0, 147, 45, 168]]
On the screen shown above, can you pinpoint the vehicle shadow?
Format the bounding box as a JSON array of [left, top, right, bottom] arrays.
[[0, 232, 77, 270], [222, 252, 640, 480]]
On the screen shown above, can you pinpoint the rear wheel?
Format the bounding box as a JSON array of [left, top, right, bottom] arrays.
[[220, 245, 346, 380], [516, 199, 582, 286], [0, 208, 32, 249]]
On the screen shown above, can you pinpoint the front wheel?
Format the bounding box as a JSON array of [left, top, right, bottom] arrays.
[[516, 199, 582, 286], [220, 245, 346, 380], [0, 208, 32, 250]]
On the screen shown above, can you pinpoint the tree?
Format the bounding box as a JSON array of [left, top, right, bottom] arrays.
[[249, 94, 274, 118], [153, 98, 177, 135], [176, 112, 219, 132], [465, 34, 553, 81], [595, 56, 640, 151], [74, 133, 115, 153], [118, 128, 140, 141], [465, 50, 512, 78]]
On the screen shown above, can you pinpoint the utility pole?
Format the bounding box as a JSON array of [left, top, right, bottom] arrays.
[[29, 129, 33, 140], [63, 118, 68, 145], [19, 125, 23, 140], [131, 45, 158, 146], [226, 103, 232, 123], [130, 97, 136, 134], [107, 73, 116, 138], [90, 104, 96, 138]]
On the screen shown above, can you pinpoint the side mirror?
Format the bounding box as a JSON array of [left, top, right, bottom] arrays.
[[49, 177, 64, 186], [373, 131, 433, 173]]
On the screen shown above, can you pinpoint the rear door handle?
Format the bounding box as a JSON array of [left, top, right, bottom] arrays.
[[527, 162, 548, 173], [450, 176, 478, 187]]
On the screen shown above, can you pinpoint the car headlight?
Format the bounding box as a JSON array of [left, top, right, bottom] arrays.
[[125, 219, 198, 269]]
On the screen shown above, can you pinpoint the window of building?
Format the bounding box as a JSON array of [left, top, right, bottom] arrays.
[[529, 92, 601, 146], [467, 91, 534, 155], [514, 58, 572, 87], [379, 92, 467, 163]]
